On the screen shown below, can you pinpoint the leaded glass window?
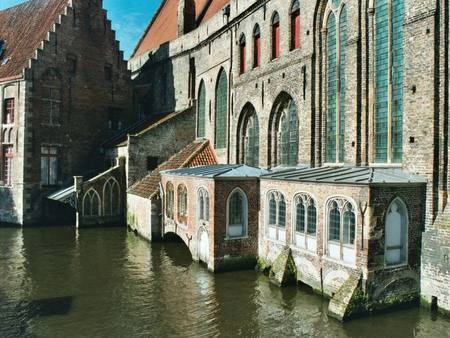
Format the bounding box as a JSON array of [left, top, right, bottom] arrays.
[[177, 184, 188, 218], [243, 110, 260, 167], [294, 194, 317, 238], [268, 191, 286, 228], [166, 182, 174, 219], [277, 100, 299, 167], [279, 198, 286, 228], [269, 194, 277, 225], [215, 69, 228, 149], [83, 189, 101, 217], [307, 201, 317, 235], [198, 188, 209, 222], [329, 202, 341, 241], [227, 189, 248, 238], [343, 204, 355, 245], [103, 178, 120, 216], [296, 202, 305, 232], [375, 0, 404, 163], [197, 81, 206, 138]]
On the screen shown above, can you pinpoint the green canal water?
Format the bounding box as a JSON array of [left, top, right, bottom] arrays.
[[0, 227, 449, 338]]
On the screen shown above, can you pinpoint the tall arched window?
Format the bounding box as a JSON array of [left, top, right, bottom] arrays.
[[270, 94, 299, 167], [239, 34, 246, 74], [290, 0, 301, 50], [83, 189, 101, 217], [198, 188, 209, 223], [326, 2, 347, 163], [385, 198, 408, 266], [197, 80, 206, 138], [327, 197, 356, 263], [215, 69, 228, 149], [238, 104, 260, 167], [267, 191, 286, 242], [253, 25, 261, 68], [166, 182, 174, 219], [177, 184, 188, 220], [103, 178, 120, 216], [294, 193, 317, 251], [271, 12, 280, 59], [227, 188, 248, 238], [375, 0, 405, 163]]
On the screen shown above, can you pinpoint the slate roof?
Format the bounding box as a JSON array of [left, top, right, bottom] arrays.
[[164, 164, 269, 178], [261, 166, 427, 185], [0, 0, 69, 81], [132, 0, 230, 57], [128, 139, 217, 198]]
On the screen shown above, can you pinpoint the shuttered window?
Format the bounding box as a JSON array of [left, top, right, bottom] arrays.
[[215, 70, 228, 149], [197, 81, 206, 138]]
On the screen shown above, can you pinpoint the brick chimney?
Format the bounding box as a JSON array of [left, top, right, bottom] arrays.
[[177, 0, 196, 36]]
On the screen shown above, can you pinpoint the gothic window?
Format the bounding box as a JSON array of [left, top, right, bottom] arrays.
[[327, 197, 356, 263], [253, 24, 261, 68], [1, 145, 13, 186], [270, 95, 299, 167], [374, 0, 405, 163], [267, 191, 287, 241], [197, 80, 206, 138], [83, 189, 101, 217], [3, 98, 14, 124], [215, 69, 228, 149], [227, 188, 248, 238], [177, 184, 188, 219], [198, 188, 209, 223], [385, 198, 408, 266], [238, 105, 260, 167], [325, 2, 347, 163], [166, 182, 174, 219], [43, 86, 62, 125], [103, 178, 120, 216], [290, 0, 301, 50], [271, 12, 280, 59], [40, 146, 58, 186], [239, 34, 246, 74], [294, 194, 317, 251]]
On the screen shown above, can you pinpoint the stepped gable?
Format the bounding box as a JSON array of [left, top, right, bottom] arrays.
[[128, 139, 217, 199], [0, 0, 70, 81]]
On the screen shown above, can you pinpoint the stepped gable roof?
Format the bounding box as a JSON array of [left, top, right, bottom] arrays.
[[132, 0, 230, 58], [128, 139, 217, 199], [0, 0, 69, 81], [164, 164, 270, 178], [261, 166, 427, 185]]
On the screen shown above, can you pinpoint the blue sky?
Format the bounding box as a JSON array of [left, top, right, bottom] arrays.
[[0, 0, 158, 59]]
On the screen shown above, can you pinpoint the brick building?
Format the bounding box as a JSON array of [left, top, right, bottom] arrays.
[[0, 0, 135, 225], [128, 0, 450, 316]]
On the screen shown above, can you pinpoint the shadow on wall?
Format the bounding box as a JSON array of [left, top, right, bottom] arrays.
[[133, 43, 176, 117], [0, 188, 19, 225]]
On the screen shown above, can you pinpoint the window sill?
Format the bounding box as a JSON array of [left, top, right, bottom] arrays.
[[384, 262, 408, 269], [291, 245, 317, 255], [323, 162, 345, 167], [1, 122, 14, 127], [368, 163, 403, 168], [225, 235, 249, 241], [322, 256, 357, 269]]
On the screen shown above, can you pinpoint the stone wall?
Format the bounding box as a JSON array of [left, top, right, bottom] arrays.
[[127, 193, 155, 241]]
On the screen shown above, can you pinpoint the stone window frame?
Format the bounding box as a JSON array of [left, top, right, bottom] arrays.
[[1, 144, 13, 187], [82, 188, 101, 217], [237, 103, 260, 167], [292, 192, 317, 251], [3, 97, 15, 124], [271, 11, 281, 60], [266, 190, 287, 242], [226, 187, 249, 240], [324, 196, 358, 264], [239, 33, 247, 74], [290, 0, 301, 51], [102, 177, 120, 216], [253, 24, 261, 69], [40, 145, 59, 186], [322, 0, 348, 164], [166, 182, 175, 220], [197, 187, 210, 225], [384, 197, 409, 268]]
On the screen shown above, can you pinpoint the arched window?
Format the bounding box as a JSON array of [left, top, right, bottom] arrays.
[[198, 188, 209, 223], [215, 69, 228, 149], [253, 25, 261, 68], [270, 94, 299, 167], [327, 197, 356, 263], [374, 0, 405, 163], [177, 184, 188, 219], [267, 191, 287, 241], [103, 178, 120, 216], [385, 198, 408, 266], [166, 182, 174, 219], [294, 193, 317, 251], [271, 12, 280, 59], [83, 189, 101, 217], [227, 188, 248, 238], [238, 104, 260, 167], [290, 0, 301, 50], [197, 80, 206, 138], [239, 34, 246, 74], [326, 3, 347, 163]]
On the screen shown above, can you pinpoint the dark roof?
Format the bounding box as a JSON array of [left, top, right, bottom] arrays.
[[164, 164, 269, 178], [0, 0, 69, 81], [261, 166, 427, 185], [128, 139, 217, 198]]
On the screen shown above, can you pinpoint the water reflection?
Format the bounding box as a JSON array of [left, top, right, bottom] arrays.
[[0, 227, 448, 338]]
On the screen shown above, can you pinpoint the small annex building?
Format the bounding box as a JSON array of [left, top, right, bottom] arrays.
[[160, 164, 268, 272], [127, 139, 217, 241]]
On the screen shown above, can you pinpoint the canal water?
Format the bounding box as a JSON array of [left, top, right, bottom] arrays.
[[0, 227, 449, 338]]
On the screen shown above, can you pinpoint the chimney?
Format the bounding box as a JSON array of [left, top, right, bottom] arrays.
[[177, 0, 196, 36]]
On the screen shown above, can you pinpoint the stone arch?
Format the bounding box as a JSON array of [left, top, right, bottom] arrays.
[[226, 187, 249, 239], [384, 197, 409, 266], [373, 271, 420, 301], [236, 102, 260, 167], [294, 256, 321, 283], [102, 177, 120, 216], [323, 269, 350, 294], [82, 188, 101, 217]]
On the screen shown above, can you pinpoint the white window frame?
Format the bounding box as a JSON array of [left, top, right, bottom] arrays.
[[226, 187, 249, 239], [266, 190, 287, 242], [292, 192, 317, 252], [384, 197, 409, 268], [197, 187, 210, 225]]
